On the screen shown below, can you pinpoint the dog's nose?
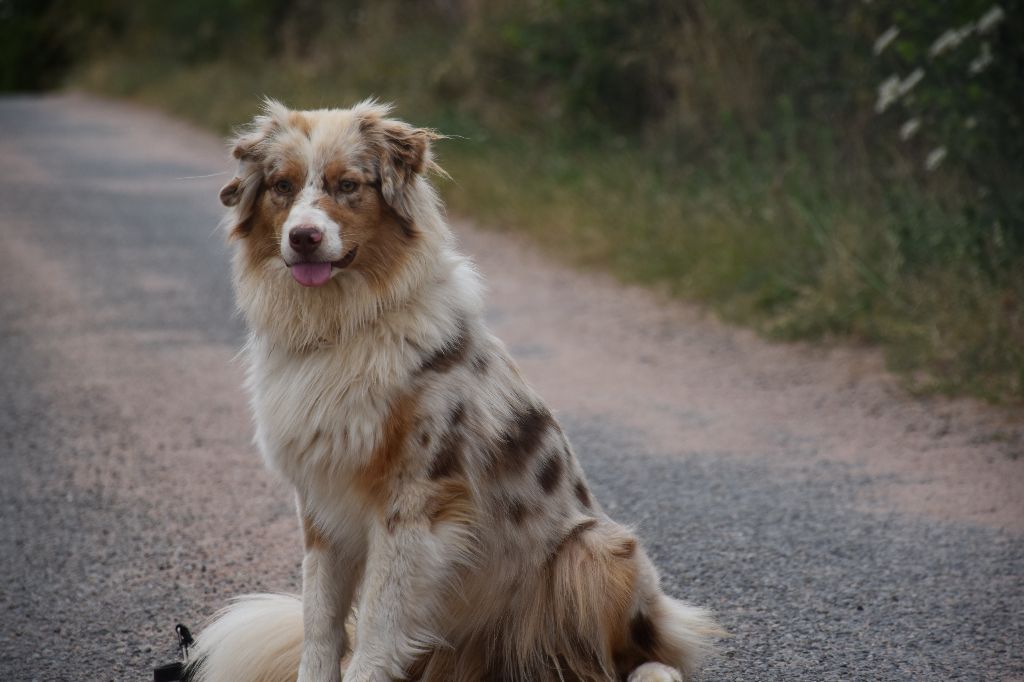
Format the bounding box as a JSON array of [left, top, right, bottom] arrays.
[[288, 226, 323, 256]]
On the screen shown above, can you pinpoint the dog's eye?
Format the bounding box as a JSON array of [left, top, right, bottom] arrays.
[[338, 180, 358, 194], [272, 179, 294, 195]]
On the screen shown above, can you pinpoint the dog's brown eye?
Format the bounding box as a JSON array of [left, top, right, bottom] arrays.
[[338, 180, 358, 194], [273, 179, 294, 195]]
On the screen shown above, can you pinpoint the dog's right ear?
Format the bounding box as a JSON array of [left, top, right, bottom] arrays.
[[218, 176, 243, 207], [219, 100, 289, 236], [218, 131, 263, 208]]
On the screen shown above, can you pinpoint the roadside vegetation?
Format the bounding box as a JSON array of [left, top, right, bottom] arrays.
[[4, 0, 1021, 401]]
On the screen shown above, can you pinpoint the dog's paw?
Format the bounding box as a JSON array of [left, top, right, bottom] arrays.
[[628, 662, 684, 682]]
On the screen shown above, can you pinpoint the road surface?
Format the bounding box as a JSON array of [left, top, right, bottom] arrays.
[[1, 94, 1022, 681]]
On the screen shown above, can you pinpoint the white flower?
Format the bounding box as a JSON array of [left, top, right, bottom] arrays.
[[970, 42, 994, 74], [929, 23, 976, 58], [899, 118, 921, 141], [874, 26, 900, 55], [875, 75, 900, 113], [925, 147, 947, 171], [978, 5, 1005, 33], [899, 68, 924, 95], [874, 69, 926, 113]]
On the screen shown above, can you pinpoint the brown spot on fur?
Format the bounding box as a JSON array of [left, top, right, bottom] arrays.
[[356, 211, 420, 291], [355, 390, 420, 502], [428, 402, 467, 479], [428, 429, 464, 480], [574, 480, 592, 509], [537, 453, 564, 493], [507, 498, 528, 525], [302, 515, 327, 551], [420, 432, 431, 448], [428, 479, 474, 529], [493, 403, 555, 475], [268, 158, 308, 196], [448, 401, 467, 428], [420, 321, 470, 373], [471, 353, 490, 374], [630, 611, 659, 657], [321, 160, 373, 196], [288, 111, 312, 137]]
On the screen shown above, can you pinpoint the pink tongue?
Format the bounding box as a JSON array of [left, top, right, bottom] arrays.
[[290, 262, 333, 287]]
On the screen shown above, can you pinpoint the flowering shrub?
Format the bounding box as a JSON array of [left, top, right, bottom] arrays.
[[868, 2, 1020, 258]]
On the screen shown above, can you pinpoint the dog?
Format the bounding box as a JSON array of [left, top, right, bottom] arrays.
[[188, 99, 720, 682]]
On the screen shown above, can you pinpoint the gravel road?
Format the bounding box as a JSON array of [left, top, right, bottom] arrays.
[[1, 94, 1022, 681]]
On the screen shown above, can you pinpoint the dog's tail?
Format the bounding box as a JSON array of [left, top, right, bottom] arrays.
[[186, 593, 304, 682], [643, 594, 721, 680]]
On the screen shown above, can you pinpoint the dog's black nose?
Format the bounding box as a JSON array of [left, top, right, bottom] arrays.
[[289, 226, 323, 256]]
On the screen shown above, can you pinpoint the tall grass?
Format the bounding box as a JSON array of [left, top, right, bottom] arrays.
[[43, 0, 1023, 402]]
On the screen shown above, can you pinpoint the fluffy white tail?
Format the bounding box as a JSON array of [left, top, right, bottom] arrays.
[[654, 595, 722, 679], [187, 593, 304, 682]]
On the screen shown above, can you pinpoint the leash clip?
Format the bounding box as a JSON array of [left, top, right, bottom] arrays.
[[153, 623, 195, 682], [176, 623, 194, 662]]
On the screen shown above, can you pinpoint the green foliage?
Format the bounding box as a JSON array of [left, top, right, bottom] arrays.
[[456, 0, 692, 133], [3, 0, 1022, 400], [0, 0, 72, 90], [869, 1, 1024, 256]]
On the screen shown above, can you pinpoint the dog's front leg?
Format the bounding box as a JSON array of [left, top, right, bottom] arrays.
[[298, 507, 366, 682], [343, 519, 455, 682]]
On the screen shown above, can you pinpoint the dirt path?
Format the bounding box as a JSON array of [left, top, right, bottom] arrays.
[[459, 224, 1024, 530], [0, 93, 1021, 681]]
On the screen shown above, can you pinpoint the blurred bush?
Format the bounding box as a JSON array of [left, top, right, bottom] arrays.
[[456, 1, 1022, 251], [0, 0, 74, 89], [2, 0, 1021, 400]]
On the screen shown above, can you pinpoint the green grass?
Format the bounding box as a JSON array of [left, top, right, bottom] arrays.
[[73, 54, 1024, 403]]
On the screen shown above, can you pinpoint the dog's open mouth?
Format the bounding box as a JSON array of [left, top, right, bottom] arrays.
[[289, 246, 358, 287]]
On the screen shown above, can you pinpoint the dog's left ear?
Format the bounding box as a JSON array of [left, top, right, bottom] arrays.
[[377, 119, 442, 224], [357, 103, 443, 225]]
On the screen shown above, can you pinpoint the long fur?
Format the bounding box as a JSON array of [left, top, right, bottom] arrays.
[[189, 594, 304, 682], [189, 99, 721, 682]]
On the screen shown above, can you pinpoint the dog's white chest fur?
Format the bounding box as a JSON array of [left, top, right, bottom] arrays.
[[246, 336, 401, 488]]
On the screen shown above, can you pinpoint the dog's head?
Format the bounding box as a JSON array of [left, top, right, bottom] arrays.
[[220, 99, 449, 346]]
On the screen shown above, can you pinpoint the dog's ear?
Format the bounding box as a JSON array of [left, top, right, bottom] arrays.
[[379, 120, 434, 224], [220, 100, 289, 237], [355, 101, 444, 225], [219, 175, 246, 207]]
